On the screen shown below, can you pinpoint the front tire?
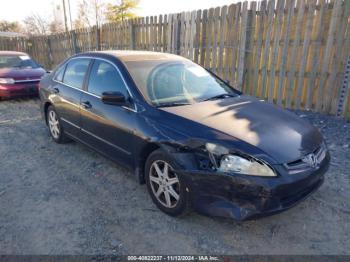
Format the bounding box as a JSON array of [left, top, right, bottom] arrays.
[[46, 105, 70, 143], [145, 149, 190, 217]]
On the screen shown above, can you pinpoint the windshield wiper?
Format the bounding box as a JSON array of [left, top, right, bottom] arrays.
[[156, 102, 192, 108], [203, 93, 236, 101]]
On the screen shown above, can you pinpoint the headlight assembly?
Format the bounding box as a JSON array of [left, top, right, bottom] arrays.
[[0, 78, 15, 84], [219, 154, 276, 177], [205, 143, 276, 177]]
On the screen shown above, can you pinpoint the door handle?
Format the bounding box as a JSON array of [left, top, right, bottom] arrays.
[[81, 101, 92, 109], [53, 87, 59, 94]]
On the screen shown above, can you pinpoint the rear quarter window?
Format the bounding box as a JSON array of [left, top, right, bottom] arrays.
[[53, 64, 66, 82], [62, 59, 90, 89]]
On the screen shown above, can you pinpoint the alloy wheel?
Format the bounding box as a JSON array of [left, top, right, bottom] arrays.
[[48, 110, 60, 139], [149, 160, 180, 208]]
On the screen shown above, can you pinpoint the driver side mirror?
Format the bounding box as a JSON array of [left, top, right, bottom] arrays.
[[101, 91, 127, 106]]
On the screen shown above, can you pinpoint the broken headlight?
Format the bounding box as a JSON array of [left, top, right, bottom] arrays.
[[219, 155, 276, 176], [205, 143, 276, 177]]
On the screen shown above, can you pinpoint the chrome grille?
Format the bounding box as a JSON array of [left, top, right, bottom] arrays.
[[285, 143, 327, 173]]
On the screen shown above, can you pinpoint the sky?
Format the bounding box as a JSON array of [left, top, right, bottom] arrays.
[[0, 0, 241, 23]]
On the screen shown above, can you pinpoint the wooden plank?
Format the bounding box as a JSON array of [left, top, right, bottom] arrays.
[[150, 16, 154, 51], [179, 12, 185, 56], [277, 0, 295, 106], [224, 4, 235, 81], [243, 1, 256, 95], [295, 0, 317, 110], [218, 5, 228, 78], [187, 11, 192, 58], [152, 16, 156, 51], [189, 10, 197, 60], [260, 0, 275, 99], [267, 0, 285, 102], [204, 8, 214, 69], [316, 0, 342, 112], [286, 0, 306, 108], [251, 0, 266, 97], [199, 9, 207, 66], [230, 3, 241, 86], [184, 11, 191, 58], [194, 9, 202, 63], [158, 15, 162, 51], [167, 14, 173, 52], [211, 6, 221, 73], [140, 17, 144, 50], [305, 0, 326, 110], [154, 15, 158, 51], [163, 15, 167, 52], [173, 14, 179, 54], [237, 1, 248, 90], [145, 16, 150, 50]]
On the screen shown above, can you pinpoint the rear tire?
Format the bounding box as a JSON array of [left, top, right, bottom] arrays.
[[145, 149, 190, 217], [46, 105, 71, 143]]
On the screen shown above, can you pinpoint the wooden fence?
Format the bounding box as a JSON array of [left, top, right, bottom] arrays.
[[1, 0, 350, 117]]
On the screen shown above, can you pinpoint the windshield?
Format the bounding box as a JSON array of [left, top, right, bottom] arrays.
[[0, 55, 40, 69], [124, 60, 238, 106]]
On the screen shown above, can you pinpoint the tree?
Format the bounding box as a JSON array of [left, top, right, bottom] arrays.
[[74, 0, 91, 29], [74, 0, 106, 29], [49, 5, 65, 33], [0, 20, 23, 33], [106, 0, 139, 23], [23, 14, 49, 35]]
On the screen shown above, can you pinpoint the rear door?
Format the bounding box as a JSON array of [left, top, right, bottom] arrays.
[[79, 58, 138, 167], [52, 58, 91, 137]]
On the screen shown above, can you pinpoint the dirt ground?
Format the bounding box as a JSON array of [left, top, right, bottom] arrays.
[[0, 98, 349, 255]]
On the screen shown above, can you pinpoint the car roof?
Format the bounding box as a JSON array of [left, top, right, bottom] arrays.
[[81, 50, 189, 63], [0, 51, 28, 56]]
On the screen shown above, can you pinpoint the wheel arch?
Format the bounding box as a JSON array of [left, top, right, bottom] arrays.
[[43, 101, 52, 125], [136, 141, 198, 184], [136, 142, 161, 184]]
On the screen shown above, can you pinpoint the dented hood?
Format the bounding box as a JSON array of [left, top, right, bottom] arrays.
[[160, 95, 323, 164]]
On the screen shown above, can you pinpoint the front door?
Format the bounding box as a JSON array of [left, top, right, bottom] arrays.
[[79, 59, 137, 167]]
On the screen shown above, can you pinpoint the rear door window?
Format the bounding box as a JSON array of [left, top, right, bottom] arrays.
[[63, 59, 90, 89]]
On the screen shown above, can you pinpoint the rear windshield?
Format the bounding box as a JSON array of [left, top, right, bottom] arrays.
[[0, 55, 40, 69]]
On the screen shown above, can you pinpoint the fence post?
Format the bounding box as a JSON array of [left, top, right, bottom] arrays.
[[96, 26, 101, 51], [46, 37, 53, 69], [337, 53, 350, 116], [243, 2, 256, 95], [175, 13, 181, 55], [71, 31, 79, 54], [129, 20, 136, 50]]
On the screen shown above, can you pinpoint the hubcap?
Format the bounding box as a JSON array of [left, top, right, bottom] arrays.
[[149, 160, 180, 208], [48, 110, 60, 139]]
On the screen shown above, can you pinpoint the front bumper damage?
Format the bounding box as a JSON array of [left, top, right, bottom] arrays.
[[176, 152, 330, 221]]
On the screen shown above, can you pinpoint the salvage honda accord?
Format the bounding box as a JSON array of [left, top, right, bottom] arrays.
[[0, 51, 46, 99], [39, 51, 330, 220]]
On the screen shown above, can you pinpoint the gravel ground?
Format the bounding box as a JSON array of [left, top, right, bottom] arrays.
[[0, 98, 349, 255]]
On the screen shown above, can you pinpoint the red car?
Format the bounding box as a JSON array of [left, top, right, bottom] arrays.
[[0, 51, 46, 99]]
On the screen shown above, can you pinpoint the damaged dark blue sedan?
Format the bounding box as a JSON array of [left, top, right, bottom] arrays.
[[39, 51, 330, 220]]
